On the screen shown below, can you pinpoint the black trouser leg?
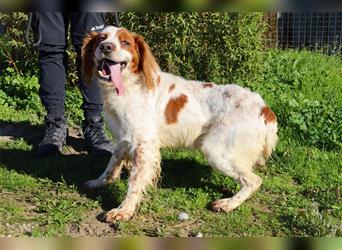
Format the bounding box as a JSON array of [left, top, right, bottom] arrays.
[[34, 12, 106, 119], [33, 12, 68, 117], [70, 12, 106, 120], [38, 45, 67, 117]]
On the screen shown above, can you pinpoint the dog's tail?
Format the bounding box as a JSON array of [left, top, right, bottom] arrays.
[[257, 106, 278, 165]]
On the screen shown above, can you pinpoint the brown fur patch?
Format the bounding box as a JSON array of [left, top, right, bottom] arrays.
[[261, 106, 277, 123], [134, 33, 159, 90], [157, 75, 161, 85], [117, 29, 139, 73], [203, 82, 213, 88], [81, 32, 108, 84], [168, 84, 176, 92], [164, 94, 188, 124], [117, 29, 135, 49]]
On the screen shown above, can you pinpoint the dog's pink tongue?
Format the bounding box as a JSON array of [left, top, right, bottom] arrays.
[[109, 64, 124, 96]]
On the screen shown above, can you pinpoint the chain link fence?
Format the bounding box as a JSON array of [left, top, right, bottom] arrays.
[[265, 12, 342, 54]]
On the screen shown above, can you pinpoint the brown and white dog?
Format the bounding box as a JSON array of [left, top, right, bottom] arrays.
[[82, 26, 278, 223]]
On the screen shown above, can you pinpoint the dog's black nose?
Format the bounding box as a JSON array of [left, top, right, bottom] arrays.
[[99, 42, 114, 54]]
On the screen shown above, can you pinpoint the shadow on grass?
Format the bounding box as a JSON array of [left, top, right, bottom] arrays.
[[0, 120, 43, 145], [0, 121, 226, 211]]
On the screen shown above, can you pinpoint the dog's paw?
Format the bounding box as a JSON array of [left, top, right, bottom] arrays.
[[212, 198, 235, 212], [83, 179, 105, 189], [104, 208, 133, 223]]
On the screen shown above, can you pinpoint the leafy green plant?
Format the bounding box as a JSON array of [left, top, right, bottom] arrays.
[[0, 67, 83, 124], [280, 95, 341, 150], [0, 67, 42, 111], [253, 49, 342, 151]]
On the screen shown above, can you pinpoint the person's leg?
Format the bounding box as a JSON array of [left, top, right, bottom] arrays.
[[69, 12, 113, 156], [32, 12, 69, 156], [38, 45, 67, 117], [70, 12, 105, 119]]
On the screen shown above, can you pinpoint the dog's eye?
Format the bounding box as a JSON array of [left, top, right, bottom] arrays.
[[98, 34, 107, 42], [121, 40, 130, 46]]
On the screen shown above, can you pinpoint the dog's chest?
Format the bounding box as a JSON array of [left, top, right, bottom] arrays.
[[104, 92, 158, 139]]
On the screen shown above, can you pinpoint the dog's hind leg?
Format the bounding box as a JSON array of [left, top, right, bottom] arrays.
[[84, 141, 128, 189], [200, 125, 263, 212], [211, 170, 262, 212], [204, 150, 262, 212]]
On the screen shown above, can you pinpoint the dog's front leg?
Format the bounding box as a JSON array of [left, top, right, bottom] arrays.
[[104, 142, 161, 223], [84, 141, 129, 189]]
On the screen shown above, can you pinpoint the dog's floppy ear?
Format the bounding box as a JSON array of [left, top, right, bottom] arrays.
[[82, 32, 100, 84], [134, 34, 159, 90]]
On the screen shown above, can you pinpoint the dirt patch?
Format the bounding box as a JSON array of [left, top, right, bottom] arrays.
[[63, 127, 88, 155], [0, 191, 39, 237], [67, 208, 116, 236]]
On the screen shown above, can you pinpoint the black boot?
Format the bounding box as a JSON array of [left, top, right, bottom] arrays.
[[82, 116, 113, 156], [38, 114, 68, 156]]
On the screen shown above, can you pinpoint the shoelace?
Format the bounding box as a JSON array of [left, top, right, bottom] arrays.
[[84, 124, 108, 145]]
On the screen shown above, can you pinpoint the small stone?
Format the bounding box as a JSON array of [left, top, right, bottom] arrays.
[[196, 232, 203, 237], [178, 212, 189, 221]]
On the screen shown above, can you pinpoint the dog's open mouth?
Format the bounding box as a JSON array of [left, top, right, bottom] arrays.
[[98, 59, 127, 96], [98, 59, 127, 79]]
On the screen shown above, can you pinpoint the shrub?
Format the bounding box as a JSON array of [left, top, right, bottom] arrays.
[[119, 12, 266, 84], [0, 12, 38, 75], [1, 12, 266, 85]]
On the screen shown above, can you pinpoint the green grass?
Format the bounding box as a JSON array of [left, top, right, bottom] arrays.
[[0, 49, 341, 236]]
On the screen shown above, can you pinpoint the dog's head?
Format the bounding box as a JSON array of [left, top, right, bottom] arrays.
[[82, 26, 159, 95]]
